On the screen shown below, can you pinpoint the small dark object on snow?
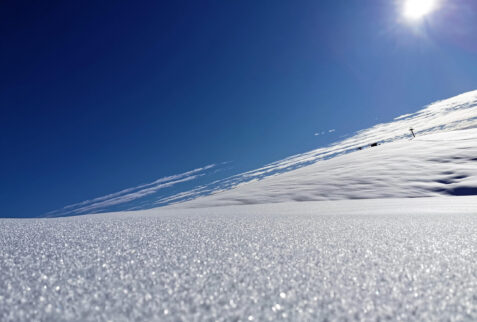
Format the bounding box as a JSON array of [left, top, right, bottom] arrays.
[[410, 128, 416, 138], [357, 147, 363, 151], [370, 142, 378, 147]]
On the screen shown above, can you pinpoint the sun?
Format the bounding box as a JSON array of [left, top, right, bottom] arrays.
[[403, 0, 437, 20]]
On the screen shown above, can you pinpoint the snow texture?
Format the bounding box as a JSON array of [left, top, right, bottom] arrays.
[[173, 128, 477, 208], [1, 198, 477, 321], [46, 90, 477, 215], [156, 90, 477, 207], [2, 90, 477, 321]]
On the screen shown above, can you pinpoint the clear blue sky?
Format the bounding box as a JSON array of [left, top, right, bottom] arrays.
[[1, 0, 476, 217]]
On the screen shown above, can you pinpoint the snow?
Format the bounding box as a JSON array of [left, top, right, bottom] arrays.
[[154, 89, 477, 207], [2, 90, 477, 320], [172, 128, 477, 208], [1, 198, 477, 321], [43, 90, 477, 214]]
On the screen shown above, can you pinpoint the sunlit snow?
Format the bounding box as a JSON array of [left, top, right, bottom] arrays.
[[157, 90, 477, 207], [1, 198, 476, 321], [48, 90, 477, 215], [176, 128, 477, 208], [1, 90, 477, 321]]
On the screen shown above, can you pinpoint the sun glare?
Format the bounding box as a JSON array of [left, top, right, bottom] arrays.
[[403, 0, 437, 20]]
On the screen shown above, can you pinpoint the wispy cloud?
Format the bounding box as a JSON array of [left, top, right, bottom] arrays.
[[46, 164, 216, 216]]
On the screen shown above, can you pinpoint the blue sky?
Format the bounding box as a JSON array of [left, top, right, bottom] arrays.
[[1, 0, 477, 218]]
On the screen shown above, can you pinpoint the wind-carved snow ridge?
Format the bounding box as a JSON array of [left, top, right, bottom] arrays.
[[159, 90, 477, 207]]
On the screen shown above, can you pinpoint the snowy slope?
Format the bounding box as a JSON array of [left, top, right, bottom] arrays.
[[172, 128, 477, 208], [156, 90, 477, 207], [2, 91, 477, 321], [44, 90, 477, 215]]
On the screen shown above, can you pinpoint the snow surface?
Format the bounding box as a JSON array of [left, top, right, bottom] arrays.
[[46, 90, 477, 215], [172, 128, 477, 208], [152, 90, 477, 208], [2, 91, 477, 320], [1, 198, 477, 321]]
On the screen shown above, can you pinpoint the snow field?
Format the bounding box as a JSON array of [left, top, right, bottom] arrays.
[[1, 198, 476, 321]]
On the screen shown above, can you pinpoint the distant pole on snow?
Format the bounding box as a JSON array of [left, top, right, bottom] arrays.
[[409, 128, 416, 138]]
